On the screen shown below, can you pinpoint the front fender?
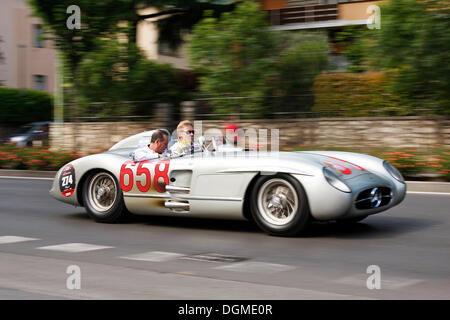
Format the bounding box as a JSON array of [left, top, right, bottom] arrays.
[[49, 153, 129, 206]]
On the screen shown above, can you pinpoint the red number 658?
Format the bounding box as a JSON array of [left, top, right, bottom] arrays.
[[120, 160, 170, 193]]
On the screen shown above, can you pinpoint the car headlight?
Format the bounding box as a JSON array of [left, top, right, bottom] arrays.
[[383, 160, 404, 183], [323, 167, 351, 193]]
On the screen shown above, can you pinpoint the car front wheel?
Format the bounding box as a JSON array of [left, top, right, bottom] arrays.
[[82, 171, 127, 223], [250, 174, 310, 236]]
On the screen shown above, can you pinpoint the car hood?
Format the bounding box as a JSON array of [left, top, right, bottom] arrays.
[[281, 151, 368, 180], [203, 150, 371, 180]]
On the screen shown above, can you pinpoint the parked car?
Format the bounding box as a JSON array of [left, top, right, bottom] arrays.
[[7, 121, 52, 146], [49, 129, 406, 236]]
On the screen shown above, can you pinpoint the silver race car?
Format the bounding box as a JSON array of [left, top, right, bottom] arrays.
[[50, 130, 406, 236]]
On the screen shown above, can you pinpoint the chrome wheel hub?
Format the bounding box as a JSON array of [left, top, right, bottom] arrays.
[[89, 172, 117, 213], [257, 179, 298, 226]]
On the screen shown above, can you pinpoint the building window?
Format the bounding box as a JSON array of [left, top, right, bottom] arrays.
[[157, 40, 179, 57], [33, 75, 46, 91], [33, 24, 45, 48]]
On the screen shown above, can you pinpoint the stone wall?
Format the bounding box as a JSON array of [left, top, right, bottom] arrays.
[[50, 116, 450, 153], [50, 121, 164, 154]]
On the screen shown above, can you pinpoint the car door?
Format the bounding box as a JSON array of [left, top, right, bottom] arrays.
[[119, 156, 193, 215]]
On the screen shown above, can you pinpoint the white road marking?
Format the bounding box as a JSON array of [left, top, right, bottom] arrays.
[[215, 261, 296, 274], [36, 243, 114, 253], [0, 176, 54, 181], [180, 253, 245, 263], [407, 191, 450, 196], [335, 274, 424, 290], [0, 236, 40, 244], [119, 251, 184, 262]]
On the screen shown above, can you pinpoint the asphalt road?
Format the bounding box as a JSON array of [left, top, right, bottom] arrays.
[[0, 177, 449, 300]]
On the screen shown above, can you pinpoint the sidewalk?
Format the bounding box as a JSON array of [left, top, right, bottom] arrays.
[[0, 169, 449, 193]]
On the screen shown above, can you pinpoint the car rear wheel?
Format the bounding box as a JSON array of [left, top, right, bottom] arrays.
[[82, 171, 127, 223], [250, 174, 310, 236]]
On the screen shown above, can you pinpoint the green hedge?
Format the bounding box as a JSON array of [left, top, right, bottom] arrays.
[[312, 72, 410, 116], [0, 87, 53, 124]]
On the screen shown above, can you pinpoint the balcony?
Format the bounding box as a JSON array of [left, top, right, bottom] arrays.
[[267, 4, 338, 26]]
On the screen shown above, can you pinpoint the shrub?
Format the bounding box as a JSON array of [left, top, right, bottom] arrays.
[[312, 72, 409, 116], [0, 87, 53, 124], [0, 145, 81, 171]]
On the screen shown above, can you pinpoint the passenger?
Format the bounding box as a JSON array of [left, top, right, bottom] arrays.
[[169, 120, 201, 156], [132, 129, 169, 161], [223, 118, 240, 147]]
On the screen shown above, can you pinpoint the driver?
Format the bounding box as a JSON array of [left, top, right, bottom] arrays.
[[169, 120, 201, 156], [132, 130, 169, 161]]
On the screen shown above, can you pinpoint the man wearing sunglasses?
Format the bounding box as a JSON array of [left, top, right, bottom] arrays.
[[169, 120, 200, 156]]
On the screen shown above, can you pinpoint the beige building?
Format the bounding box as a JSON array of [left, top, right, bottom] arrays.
[[136, 1, 381, 71], [0, 0, 56, 93], [136, 7, 190, 70], [0, 0, 380, 93], [262, 0, 381, 29]]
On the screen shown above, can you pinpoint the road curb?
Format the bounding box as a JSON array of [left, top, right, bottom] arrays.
[[404, 181, 450, 193], [0, 169, 449, 193], [0, 169, 57, 179]]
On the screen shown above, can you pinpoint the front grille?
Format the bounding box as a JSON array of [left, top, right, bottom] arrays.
[[355, 187, 392, 210]]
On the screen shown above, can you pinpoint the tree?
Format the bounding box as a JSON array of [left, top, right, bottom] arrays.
[[28, 0, 237, 118], [189, 1, 278, 115], [375, 0, 449, 113], [267, 32, 329, 114], [189, 1, 329, 116], [76, 39, 183, 117], [28, 0, 237, 79], [339, 0, 450, 113]]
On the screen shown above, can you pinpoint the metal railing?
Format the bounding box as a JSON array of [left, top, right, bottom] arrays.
[[60, 95, 447, 123], [267, 4, 338, 26]]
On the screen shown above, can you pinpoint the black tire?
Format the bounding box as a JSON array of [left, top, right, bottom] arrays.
[[336, 216, 368, 225], [82, 171, 127, 223], [250, 173, 310, 236]]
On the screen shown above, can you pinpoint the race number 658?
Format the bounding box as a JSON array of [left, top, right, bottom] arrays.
[[120, 160, 169, 193]]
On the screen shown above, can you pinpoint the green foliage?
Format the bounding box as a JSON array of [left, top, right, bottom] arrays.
[[28, 0, 125, 73], [336, 0, 450, 113], [189, 1, 329, 116], [267, 32, 329, 114], [189, 1, 278, 115], [28, 0, 236, 119], [28, 0, 237, 72], [334, 26, 370, 73], [76, 40, 184, 117], [0, 87, 53, 124], [312, 72, 408, 116], [0, 145, 81, 170]]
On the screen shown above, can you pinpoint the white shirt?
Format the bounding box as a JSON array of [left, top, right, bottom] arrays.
[[169, 139, 201, 156], [132, 145, 160, 161]]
